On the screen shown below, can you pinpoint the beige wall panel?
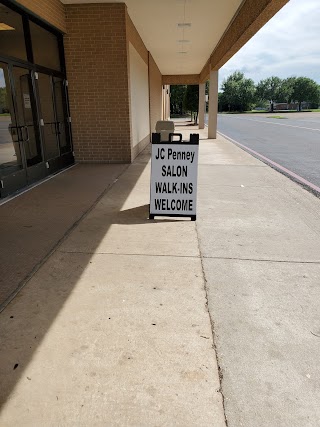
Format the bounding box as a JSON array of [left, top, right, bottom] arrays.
[[149, 54, 162, 133], [129, 43, 150, 149], [125, 10, 162, 157]]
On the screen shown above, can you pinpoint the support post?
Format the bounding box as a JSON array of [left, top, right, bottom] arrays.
[[162, 85, 166, 120], [208, 70, 218, 139], [198, 83, 205, 129], [165, 85, 170, 120]]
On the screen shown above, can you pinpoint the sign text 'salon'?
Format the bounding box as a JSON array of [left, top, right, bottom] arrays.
[[149, 133, 199, 220]]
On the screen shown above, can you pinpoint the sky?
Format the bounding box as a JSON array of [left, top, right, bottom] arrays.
[[219, 0, 320, 87]]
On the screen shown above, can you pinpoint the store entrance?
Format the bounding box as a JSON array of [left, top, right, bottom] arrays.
[[0, 1, 73, 199], [0, 61, 46, 196], [36, 72, 73, 173]]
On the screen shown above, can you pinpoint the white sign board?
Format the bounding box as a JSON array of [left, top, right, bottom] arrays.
[[150, 142, 199, 220], [23, 94, 31, 109]]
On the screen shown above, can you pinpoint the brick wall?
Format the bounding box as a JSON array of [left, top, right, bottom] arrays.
[[15, 0, 66, 32], [64, 3, 132, 163], [149, 54, 163, 133], [15, 0, 163, 164]]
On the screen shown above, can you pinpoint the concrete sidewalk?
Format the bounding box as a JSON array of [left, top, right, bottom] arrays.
[[0, 126, 319, 426], [196, 132, 320, 427], [0, 164, 127, 311]]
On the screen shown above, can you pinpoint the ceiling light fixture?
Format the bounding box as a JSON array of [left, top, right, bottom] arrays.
[[177, 23, 191, 27], [0, 23, 15, 31], [178, 39, 190, 43]]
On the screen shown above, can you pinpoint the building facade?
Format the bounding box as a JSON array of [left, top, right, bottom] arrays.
[[0, 0, 289, 198]]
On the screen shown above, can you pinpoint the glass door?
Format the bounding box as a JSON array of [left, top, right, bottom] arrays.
[[36, 72, 60, 162], [0, 63, 21, 175], [12, 66, 45, 183], [36, 73, 72, 172], [0, 2, 73, 199], [0, 61, 27, 196], [53, 77, 72, 156], [0, 61, 46, 197]]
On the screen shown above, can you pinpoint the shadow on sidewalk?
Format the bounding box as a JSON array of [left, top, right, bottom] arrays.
[[0, 148, 151, 409], [115, 204, 181, 224]]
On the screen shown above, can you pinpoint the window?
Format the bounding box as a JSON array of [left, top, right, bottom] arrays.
[[29, 20, 60, 71], [0, 3, 27, 60]]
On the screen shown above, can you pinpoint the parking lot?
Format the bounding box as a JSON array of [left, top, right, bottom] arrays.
[[214, 112, 320, 194]]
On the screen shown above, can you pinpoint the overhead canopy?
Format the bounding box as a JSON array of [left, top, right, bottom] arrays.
[[62, 0, 289, 82]]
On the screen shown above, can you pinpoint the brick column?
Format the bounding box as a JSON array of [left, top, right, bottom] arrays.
[[64, 4, 132, 163]]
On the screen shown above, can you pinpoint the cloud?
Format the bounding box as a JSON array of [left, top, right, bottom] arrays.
[[219, 0, 320, 86]]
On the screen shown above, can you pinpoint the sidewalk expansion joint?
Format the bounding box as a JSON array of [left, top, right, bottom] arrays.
[[58, 250, 200, 259], [203, 256, 320, 265], [195, 223, 229, 427]]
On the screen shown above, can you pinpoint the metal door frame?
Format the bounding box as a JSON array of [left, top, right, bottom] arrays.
[[34, 72, 73, 174], [0, 57, 48, 196], [0, 0, 73, 198]]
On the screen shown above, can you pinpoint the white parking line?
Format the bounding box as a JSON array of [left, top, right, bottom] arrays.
[[221, 116, 320, 132]]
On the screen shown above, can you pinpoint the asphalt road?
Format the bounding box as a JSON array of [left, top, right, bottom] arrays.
[[0, 116, 11, 145], [206, 112, 320, 194]]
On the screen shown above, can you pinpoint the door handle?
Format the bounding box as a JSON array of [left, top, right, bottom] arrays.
[[17, 126, 23, 142], [56, 121, 62, 135], [9, 125, 29, 142], [9, 125, 20, 143], [23, 126, 30, 142]]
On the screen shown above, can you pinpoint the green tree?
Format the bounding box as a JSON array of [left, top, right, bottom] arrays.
[[256, 76, 282, 111], [0, 87, 7, 112], [292, 77, 320, 111], [205, 80, 209, 95], [183, 85, 199, 123], [278, 77, 295, 106], [218, 92, 225, 112], [220, 71, 256, 112], [170, 85, 187, 115], [205, 80, 209, 112]]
